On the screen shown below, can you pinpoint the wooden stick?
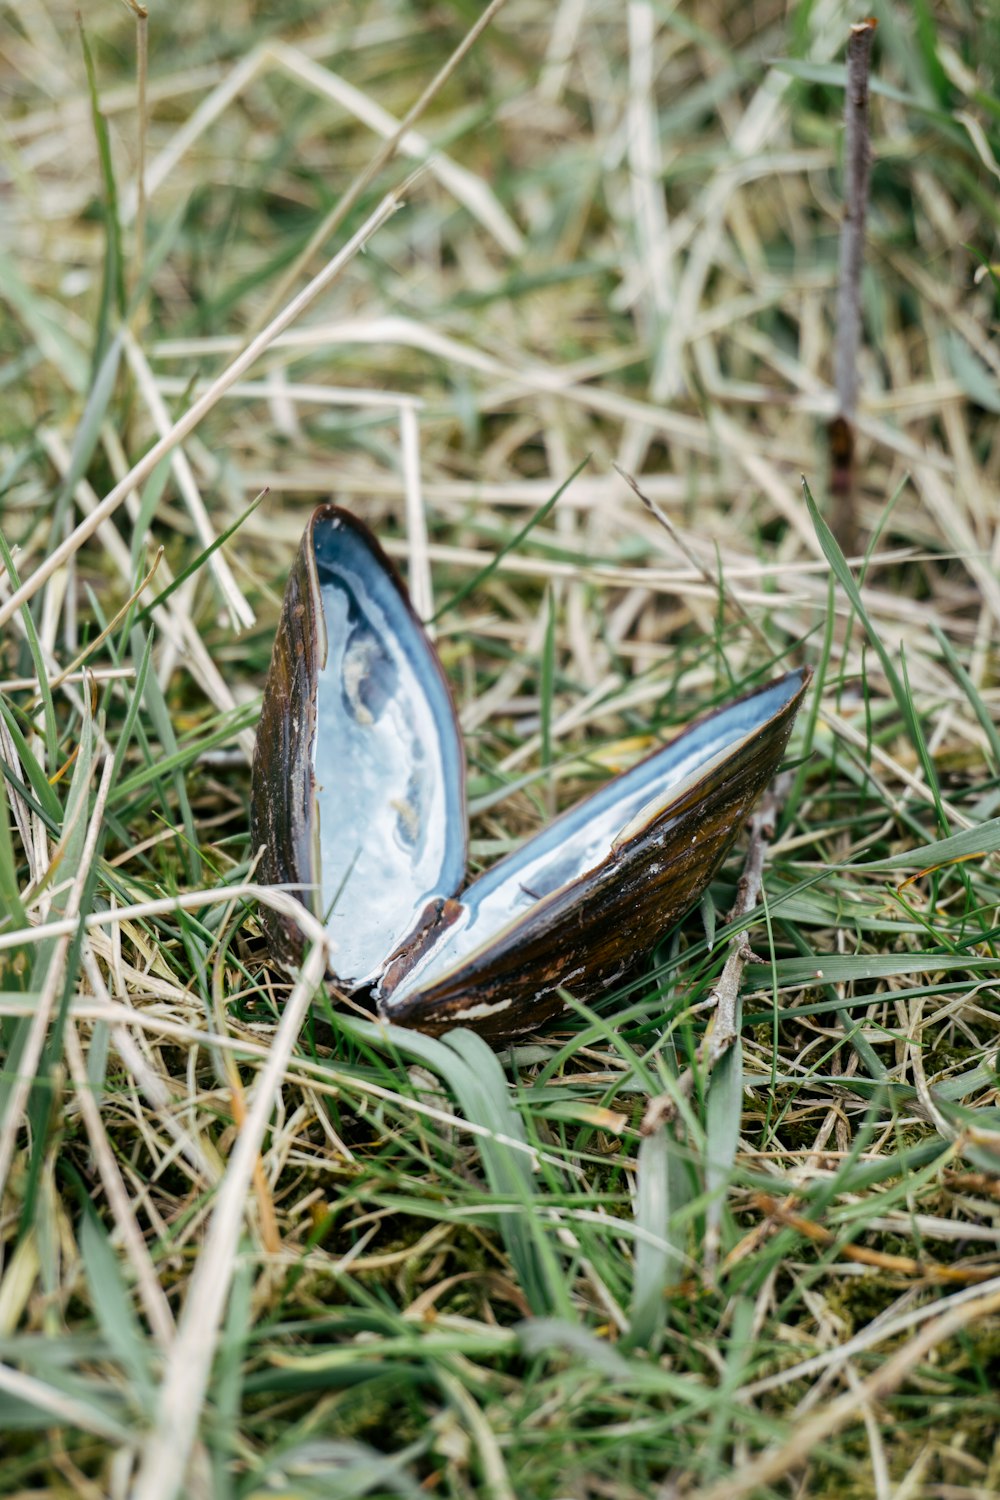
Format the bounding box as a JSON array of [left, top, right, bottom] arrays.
[[829, 19, 877, 548], [706, 774, 790, 1064], [640, 772, 791, 1136]]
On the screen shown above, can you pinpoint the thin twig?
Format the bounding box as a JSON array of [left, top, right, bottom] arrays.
[[132, 2, 149, 297], [829, 19, 877, 547], [640, 772, 791, 1135], [707, 771, 791, 1060], [834, 20, 877, 423], [748, 1192, 1000, 1285]]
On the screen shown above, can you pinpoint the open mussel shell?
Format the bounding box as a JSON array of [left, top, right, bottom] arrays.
[[250, 505, 466, 987], [379, 669, 807, 1038], [252, 504, 809, 1043]]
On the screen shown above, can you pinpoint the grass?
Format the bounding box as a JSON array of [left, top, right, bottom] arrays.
[[1, 1, 999, 1496]]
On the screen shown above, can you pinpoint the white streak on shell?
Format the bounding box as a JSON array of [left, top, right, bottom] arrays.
[[448, 997, 514, 1022]]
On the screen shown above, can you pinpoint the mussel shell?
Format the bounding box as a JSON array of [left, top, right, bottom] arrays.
[[250, 505, 465, 989], [377, 669, 807, 1039], [252, 503, 808, 1044], [250, 515, 322, 971]]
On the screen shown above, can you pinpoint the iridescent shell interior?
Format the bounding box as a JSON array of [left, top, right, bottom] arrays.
[[308, 511, 465, 987]]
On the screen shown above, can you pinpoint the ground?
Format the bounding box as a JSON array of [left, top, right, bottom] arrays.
[[1, 2, 999, 1498]]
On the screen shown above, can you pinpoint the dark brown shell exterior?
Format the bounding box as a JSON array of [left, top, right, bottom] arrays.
[[377, 671, 807, 1041], [250, 522, 321, 970]]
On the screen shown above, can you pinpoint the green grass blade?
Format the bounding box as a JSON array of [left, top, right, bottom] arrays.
[[743, 951, 1000, 990], [110, 628, 154, 785], [704, 1017, 743, 1263], [932, 623, 1000, 770], [79, 1207, 155, 1414], [338, 1016, 573, 1319], [50, 334, 123, 539], [133, 487, 265, 626], [0, 697, 62, 824], [108, 699, 257, 806], [627, 1124, 686, 1348], [129, 453, 175, 576], [18, 712, 98, 1230], [125, 623, 200, 883], [704, 1297, 755, 1475], [0, 251, 89, 391], [0, 1373, 132, 1442], [0, 531, 59, 772], [802, 477, 946, 827], [244, 1439, 425, 1500], [0, 770, 28, 939], [78, 18, 125, 367], [856, 818, 1000, 872], [208, 1251, 254, 1500], [431, 457, 589, 622]]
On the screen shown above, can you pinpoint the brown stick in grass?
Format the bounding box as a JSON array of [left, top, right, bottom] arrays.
[[640, 771, 792, 1138], [829, 19, 877, 550]]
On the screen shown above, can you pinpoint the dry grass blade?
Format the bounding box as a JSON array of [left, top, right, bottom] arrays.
[[131, 936, 329, 1500], [64, 1020, 175, 1346], [0, 1362, 131, 1443], [690, 1284, 1000, 1500], [614, 465, 773, 654], [0, 740, 113, 1200], [0, 189, 405, 631], [121, 329, 254, 630], [250, 0, 518, 327]]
